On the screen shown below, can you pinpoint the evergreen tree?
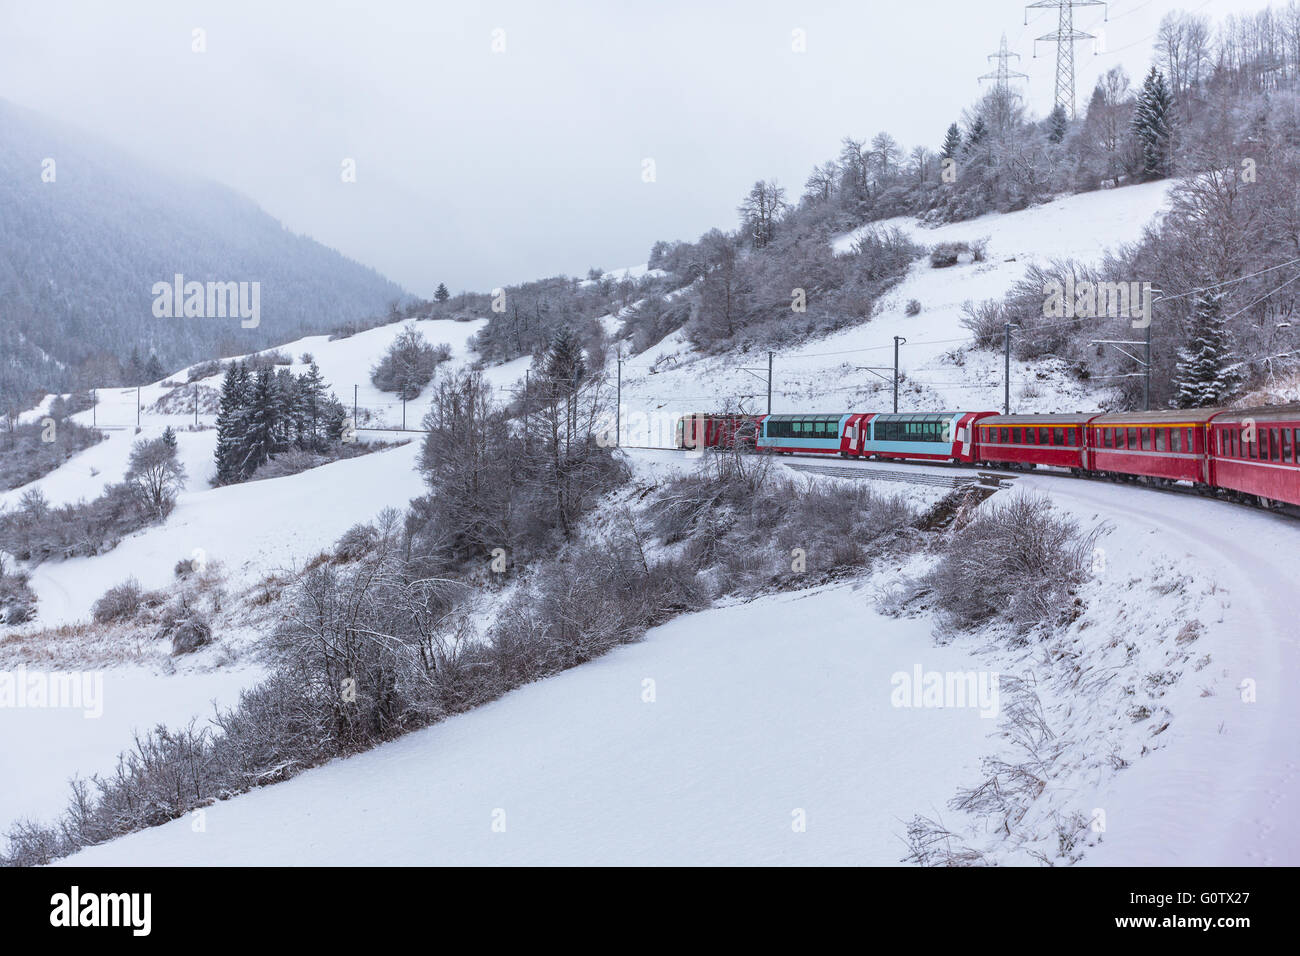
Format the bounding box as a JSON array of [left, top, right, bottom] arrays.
[[298, 361, 328, 447], [1132, 67, 1174, 180], [161, 426, 178, 453], [1171, 289, 1240, 408], [241, 368, 281, 476], [940, 122, 962, 160], [1047, 104, 1069, 144], [143, 353, 165, 383], [213, 363, 248, 485], [125, 347, 144, 386], [542, 326, 586, 395], [964, 117, 988, 153], [434, 283, 451, 302]]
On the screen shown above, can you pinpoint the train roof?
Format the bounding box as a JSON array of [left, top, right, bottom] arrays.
[[762, 412, 852, 420], [868, 411, 980, 421], [1210, 403, 1300, 424], [1090, 408, 1225, 425], [978, 413, 1098, 426]]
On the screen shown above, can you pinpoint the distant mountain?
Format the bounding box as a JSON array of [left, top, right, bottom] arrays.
[[0, 99, 407, 407]]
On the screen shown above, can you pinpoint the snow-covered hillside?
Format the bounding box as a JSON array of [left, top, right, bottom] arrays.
[[615, 181, 1173, 447], [52, 449, 1300, 867], [12, 179, 1300, 868]]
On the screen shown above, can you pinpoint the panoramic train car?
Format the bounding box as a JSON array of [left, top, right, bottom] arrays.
[[974, 413, 1098, 471], [675, 413, 765, 450], [1086, 408, 1219, 485], [757, 413, 855, 456], [863, 411, 997, 463], [1208, 404, 1300, 507]]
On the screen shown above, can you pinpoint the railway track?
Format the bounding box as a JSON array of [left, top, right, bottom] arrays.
[[623, 445, 1297, 518], [784, 462, 980, 488]]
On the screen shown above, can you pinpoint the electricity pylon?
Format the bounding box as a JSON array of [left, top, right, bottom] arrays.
[[979, 33, 1028, 93], [1026, 0, 1107, 120]]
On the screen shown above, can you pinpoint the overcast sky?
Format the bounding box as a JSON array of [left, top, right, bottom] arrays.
[[0, 0, 1264, 296]]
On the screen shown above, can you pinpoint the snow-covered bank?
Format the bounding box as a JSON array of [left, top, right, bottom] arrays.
[[59, 582, 996, 866], [1, 667, 259, 832]]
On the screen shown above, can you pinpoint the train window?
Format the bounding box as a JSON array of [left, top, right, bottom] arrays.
[[1101, 428, 1111, 448], [1283, 428, 1293, 462], [1051, 427, 1063, 445], [1125, 427, 1136, 449], [1155, 429, 1166, 451], [1171, 429, 1182, 453], [1065, 429, 1076, 446], [1140, 428, 1151, 450], [1024, 428, 1034, 444], [998, 427, 1008, 443], [1271, 429, 1281, 461], [1295, 428, 1300, 461]]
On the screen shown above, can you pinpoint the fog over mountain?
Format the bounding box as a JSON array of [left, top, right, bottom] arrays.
[[0, 98, 406, 403]]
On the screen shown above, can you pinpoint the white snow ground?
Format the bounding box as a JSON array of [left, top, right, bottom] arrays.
[[59, 582, 995, 866], [55, 462, 1300, 867]]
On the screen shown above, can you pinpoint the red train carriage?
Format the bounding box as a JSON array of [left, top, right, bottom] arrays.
[[974, 414, 1097, 472], [1086, 409, 1218, 486], [675, 413, 765, 450], [1208, 404, 1300, 508]]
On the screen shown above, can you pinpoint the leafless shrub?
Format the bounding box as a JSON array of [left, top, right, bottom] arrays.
[[924, 494, 1100, 630], [930, 241, 968, 268], [155, 598, 213, 654], [905, 298, 922, 316], [91, 578, 154, 624], [901, 815, 987, 867], [960, 298, 1006, 350]]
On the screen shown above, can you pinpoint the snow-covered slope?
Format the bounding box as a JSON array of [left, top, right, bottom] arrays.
[[59, 579, 994, 866], [54, 452, 1300, 866], [615, 181, 1173, 447]]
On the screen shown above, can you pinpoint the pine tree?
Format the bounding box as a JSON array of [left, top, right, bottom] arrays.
[[161, 426, 178, 453], [543, 326, 585, 395], [940, 122, 962, 160], [1132, 67, 1174, 181], [126, 347, 144, 386], [434, 283, 451, 303], [1171, 289, 1239, 408], [964, 117, 988, 153], [1047, 104, 1068, 144], [240, 368, 280, 476], [143, 352, 166, 383], [213, 363, 248, 485], [298, 361, 328, 447]]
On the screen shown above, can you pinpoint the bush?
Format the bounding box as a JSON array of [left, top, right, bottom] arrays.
[[0, 418, 105, 492], [905, 299, 922, 316], [245, 349, 293, 371], [335, 521, 381, 561], [91, 578, 148, 624], [930, 241, 967, 268], [186, 359, 225, 383], [371, 325, 452, 400], [0, 558, 37, 625], [155, 599, 213, 655], [960, 299, 1006, 350], [924, 494, 1099, 630], [652, 448, 914, 594]]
